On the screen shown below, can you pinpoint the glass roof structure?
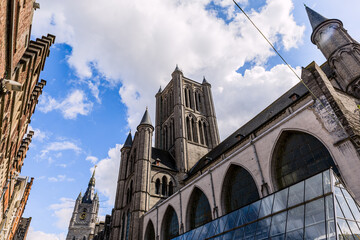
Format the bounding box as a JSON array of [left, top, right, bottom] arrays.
[[172, 169, 360, 240]]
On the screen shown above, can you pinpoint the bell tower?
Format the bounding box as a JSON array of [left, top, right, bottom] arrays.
[[155, 66, 220, 173], [66, 169, 99, 240], [306, 5, 360, 97]]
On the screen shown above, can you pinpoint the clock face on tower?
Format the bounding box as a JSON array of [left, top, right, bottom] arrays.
[[80, 212, 87, 220]]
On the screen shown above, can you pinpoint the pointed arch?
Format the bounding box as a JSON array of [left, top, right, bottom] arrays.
[[221, 164, 260, 214], [272, 130, 338, 190], [169, 181, 174, 196], [155, 178, 160, 194], [161, 205, 179, 240], [144, 220, 155, 240], [191, 118, 198, 143], [162, 176, 168, 196], [186, 187, 212, 230]]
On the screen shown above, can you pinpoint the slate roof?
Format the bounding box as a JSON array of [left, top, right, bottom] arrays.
[[305, 5, 328, 30], [188, 81, 309, 177], [151, 147, 178, 171], [140, 108, 152, 126], [123, 132, 133, 148]]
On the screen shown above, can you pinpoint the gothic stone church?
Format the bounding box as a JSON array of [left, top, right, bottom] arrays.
[[73, 6, 360, 240]]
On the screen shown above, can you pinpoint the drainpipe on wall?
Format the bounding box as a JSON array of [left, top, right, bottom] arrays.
[[179, 189, 184, 234], [250, 139, 269, 196], [209, 169, 218, 218]]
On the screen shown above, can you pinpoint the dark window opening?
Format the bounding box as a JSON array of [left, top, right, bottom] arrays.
[[162, 206, 179, 240], [188, 188, 212, 230]]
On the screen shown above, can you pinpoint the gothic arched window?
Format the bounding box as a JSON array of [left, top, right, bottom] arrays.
[[162, 176, 168, 196], [187, 188, 212, 230], [125, 211, 131, 240], [198, 121, 204, 145], [120, 214, 126, 240], [169, 181, 174, 196], [186, 117, 191, 141], [222, 165, 260, 214], [203, 123, 209, 146], [273, 131, 338, 189], [155, 178, 160, 194], [129, 181, 133, 202], [144, 220, 155, 240], [162, 206, 179, 240], [191, 118, 198, 143]]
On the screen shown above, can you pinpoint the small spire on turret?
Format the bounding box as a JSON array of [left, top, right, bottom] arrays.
[[305, 5, 328, 30], [123, 131, 133, 148], [139, 108, 152, 126], [82, 166, 96, 203], [158, 86, 162, 93]]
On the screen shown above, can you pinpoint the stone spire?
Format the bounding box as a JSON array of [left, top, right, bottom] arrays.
[[202, 76, 209, 85], [123, 131, 132, 148], [82, 167, 96, 203], [305, 5, 328, 31], [139, 107, 152, 126]]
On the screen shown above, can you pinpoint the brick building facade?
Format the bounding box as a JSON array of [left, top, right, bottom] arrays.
[[0, 0, 55, 238]]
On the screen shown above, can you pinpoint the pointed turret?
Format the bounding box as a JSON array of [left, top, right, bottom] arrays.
[[82, 167, 96, 203], [306, 6, 360, 97], [202, 76, 210, 85], [305, 5, 328, 31], [139, 107, 152, 126], [158, 86, 162, 93], [123, 131, 132, 148]]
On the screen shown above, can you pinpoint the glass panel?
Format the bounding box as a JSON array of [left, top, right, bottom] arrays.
[[273, 188, 288, 213], [341, 188, 360, 220], [326, 194, 335, 220], [233, 227, 244, 240], [336, 187, 355, 220], [287, 205, 304, 232], [323, 170, 331, 194], [305, 198, 325, 226], [237, 206, 249, 227], [189, 189, 212, 229], [285, 229, 303, 240], [243, 222, 257, 240], [190, 226, 203, 240], [246, 201, 261, 223], [259, 195, 274, 218], [335, 195, 345, 218], [305, 173, 323, 201], [206, 219, 220, 238], [270, 212, 287, 236], [337, 218, 355, 240], [327, 220, 336, 240], [348, 220, 360, 239], [198, 223, 210, 239], [254, 217, 271, 240], [224, 209, 239, 232], [216, 215, 228, 235], [304, 222, 326, 240], [222, 231, 234, 240], [271, 234, 285, 240], [288, 181, 304, 207]]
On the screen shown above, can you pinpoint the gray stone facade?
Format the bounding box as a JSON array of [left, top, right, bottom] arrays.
[[105, 6, 360, 240]]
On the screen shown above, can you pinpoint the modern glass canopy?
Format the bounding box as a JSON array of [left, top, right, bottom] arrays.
[[172, 169, 360, 240]]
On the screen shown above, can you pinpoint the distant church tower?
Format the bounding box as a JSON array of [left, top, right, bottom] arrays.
[[306, 6, 360, 97], [155, 66, 220, 172], [66, 169, 99, 240]]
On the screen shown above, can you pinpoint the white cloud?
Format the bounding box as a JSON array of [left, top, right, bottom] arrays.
[[27, 228, 65, 240], [86, 156, 98, 164], [38, 90, 93, 119], [92, 144, 122, 206], [40, 141, 82, 159], [32, 0, 305, 135], [49, 198, 75, 230], [48, 175, 75, 182]]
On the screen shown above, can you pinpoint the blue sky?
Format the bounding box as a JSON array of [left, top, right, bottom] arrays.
[[21, 0, 360, 239]]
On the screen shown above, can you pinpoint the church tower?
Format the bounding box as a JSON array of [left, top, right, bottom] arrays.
[[306, 6, 360, 97], [66, 169, 99, 240], [155, 66, 220, 173]]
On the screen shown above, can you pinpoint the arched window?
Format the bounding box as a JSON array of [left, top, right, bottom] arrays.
[[125, 211, 131, 240], [187, 188, 212, 230], [198, 92, 202, 112], [120, 214, 126, 240], [169, 181, 174, 196], [162, 176, 168, 196], [273, 131, 338, 189], [191, 118, 198, 143], [161, 206, 179, 240], [184, 88, 189, 107], [203, 123, 209, 146], [83, 237, 86, 240], [155, 178, 160, 194], [186, 117, 191, 141], [198, 121, 204, 145], [129, 181, 133, 202], [72, 237, 75, 240], [126, 188, 130, 204], [194, 92, 199, 111], [222, 165, 260, 214], [144, 220, 155, 240]]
